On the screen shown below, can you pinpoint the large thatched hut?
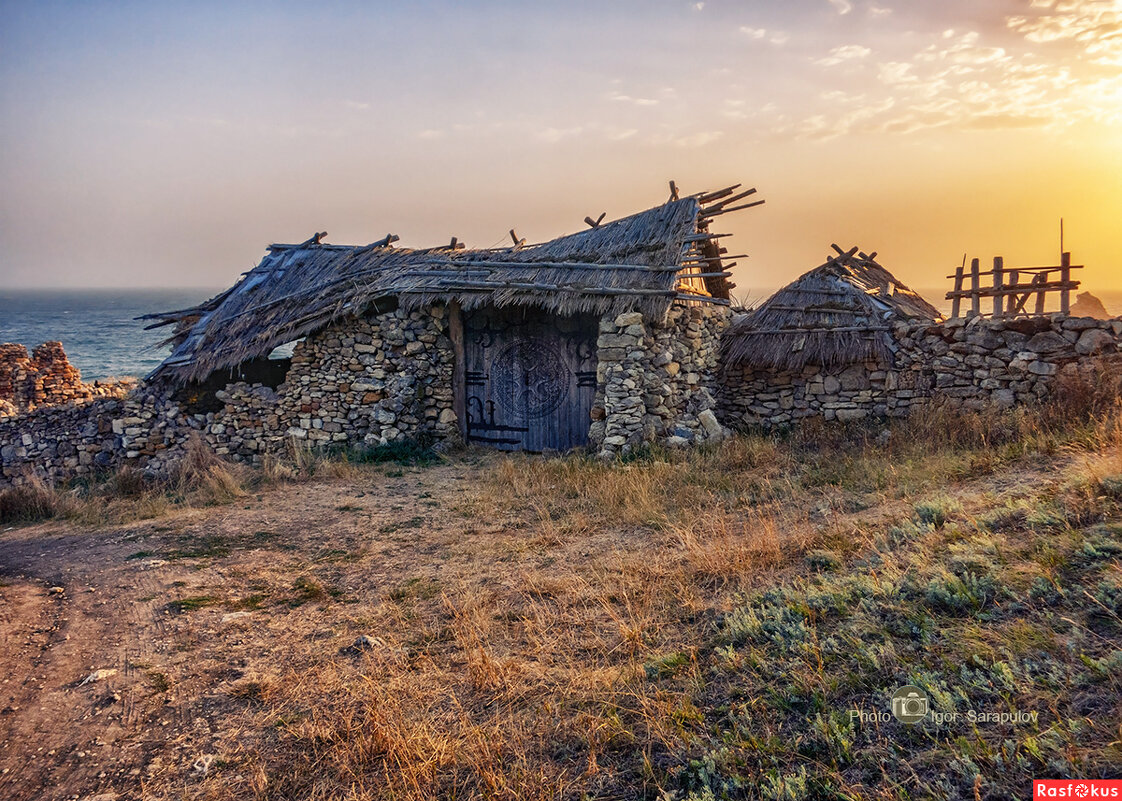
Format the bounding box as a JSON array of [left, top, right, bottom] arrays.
[[144, 183, 762, 457], [719, 246, 941, 426]]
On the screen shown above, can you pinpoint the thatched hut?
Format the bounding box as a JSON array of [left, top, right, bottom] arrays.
[[719, 246, 941, 426], [144, 183, 763, 456]]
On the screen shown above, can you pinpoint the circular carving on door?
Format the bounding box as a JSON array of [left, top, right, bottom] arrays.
[[492, 340, 570, 419]]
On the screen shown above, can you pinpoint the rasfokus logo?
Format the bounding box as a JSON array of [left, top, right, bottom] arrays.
[[1034, 781, 1122, 798]]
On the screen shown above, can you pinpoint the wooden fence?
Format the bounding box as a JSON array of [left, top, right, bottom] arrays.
[[945, 253, 1082, 319]]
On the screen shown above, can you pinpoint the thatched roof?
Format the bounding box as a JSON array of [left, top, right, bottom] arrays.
[[723, 246, 942, 372], [143, 183, 763, 383]]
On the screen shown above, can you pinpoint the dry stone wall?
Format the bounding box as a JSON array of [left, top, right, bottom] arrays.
[[0, 306, 459, 488], [719, 314, 1122, 429], [13, 303, 1114, 488], [0, 341, 133, 416], [208, 305, 458, 460], [590, 304, 731, 458]]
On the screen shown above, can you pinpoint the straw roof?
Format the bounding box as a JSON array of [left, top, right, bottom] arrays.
[[723, 246, 942, 372], [143, 184, 762, 383]]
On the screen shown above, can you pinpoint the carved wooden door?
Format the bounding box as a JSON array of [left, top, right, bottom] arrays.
[[463, 308, 597, 451]]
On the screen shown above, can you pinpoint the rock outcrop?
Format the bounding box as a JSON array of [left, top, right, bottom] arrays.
[[1069, 292, 1110, 319], [0, 341, 134, 416]]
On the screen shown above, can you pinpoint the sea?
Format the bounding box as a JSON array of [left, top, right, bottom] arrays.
[[2, 287, 1121, 383], [0, 289, 218, 382]]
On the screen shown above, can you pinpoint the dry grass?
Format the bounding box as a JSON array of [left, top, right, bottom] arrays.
[[3, 396, 1121, 800]]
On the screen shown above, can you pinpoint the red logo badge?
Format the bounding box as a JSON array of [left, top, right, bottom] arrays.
[[1034, 781, 1122, 798]]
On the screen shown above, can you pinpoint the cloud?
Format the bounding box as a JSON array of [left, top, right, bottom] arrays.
[[827, 0, 853, 14], [417, 129, 444, 140], [868, 3, 892, 17], [344, 100, 370, 111], [648, 130, 725, 148], [691, 2, 704, 10], [673, 131, 724, 148], [815, 44, 872, 66], [877, 61, 917, 84], [537, 126, 584, 143], [740, 26, 789, 45], [608, 91, 659, 106], [1007, 0, 1122, 66]]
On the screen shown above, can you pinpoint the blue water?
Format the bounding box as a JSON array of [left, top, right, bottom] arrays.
[[0, 289, 218, 382]]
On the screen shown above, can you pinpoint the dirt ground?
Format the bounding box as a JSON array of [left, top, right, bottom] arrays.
[[0, 459, 499, 800], [1, 451, 720, 801], [0, 433, 1110, 800]]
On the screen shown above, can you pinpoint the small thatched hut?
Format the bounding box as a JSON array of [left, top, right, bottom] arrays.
[[719, 246, 941, 426], [143, 183, 763, 456]]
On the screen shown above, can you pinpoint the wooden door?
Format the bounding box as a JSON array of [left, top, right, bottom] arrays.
[[463, 307, 597, 451]]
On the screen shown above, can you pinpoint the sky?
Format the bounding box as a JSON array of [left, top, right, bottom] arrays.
[[1, 0, 1120, 302]]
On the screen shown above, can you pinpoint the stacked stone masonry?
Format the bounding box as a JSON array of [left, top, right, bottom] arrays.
[[0, 307, 458, 488], [5, 309, 1121, 489], [719, 314, 1122, 428], [0, 341, 133, 417], [589, 304, 732, 458]]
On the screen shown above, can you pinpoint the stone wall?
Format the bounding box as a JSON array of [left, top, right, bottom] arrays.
[[203, 305, 457, 461], [0, 341, 133, 416], [590, 304, 731, 458], [719, 314, 1122, 429], [0, 306, 459, 488], [719, 360, 927, 426]]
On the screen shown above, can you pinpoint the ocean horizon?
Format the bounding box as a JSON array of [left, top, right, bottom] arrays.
[[2, 286, 1120, 383], [0, 288, 219, 382]]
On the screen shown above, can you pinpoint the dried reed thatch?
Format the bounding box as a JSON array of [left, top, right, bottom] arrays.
[[723, 245, 942, 372], [142, 184, 763, 383]]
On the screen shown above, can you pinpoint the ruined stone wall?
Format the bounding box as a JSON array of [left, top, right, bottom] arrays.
[[218, 305, 459, 458], [590, 304, 731, 458], [719, 314, 1122, 429], [0, 306, 459, 488], [0, 341, 134, 416]]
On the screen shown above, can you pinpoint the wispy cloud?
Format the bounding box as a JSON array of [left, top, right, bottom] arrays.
[[815, 44, 872, 66], [607, 91, 659, 106], [740, 25, 790, 45], [1007, 0, 1122, 66], [828, 0, 853, 15], [672, 130, 724, 148]]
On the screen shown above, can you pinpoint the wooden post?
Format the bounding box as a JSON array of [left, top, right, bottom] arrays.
[[1006, 269, 1019, 317], [951, 264, 964, 319], [992, 256, 1004, 319], [970, 258, 981, 317], [448, 301, 468, 441], [1060, 252, 1071, 315], [1034, 272, 1046, 317]]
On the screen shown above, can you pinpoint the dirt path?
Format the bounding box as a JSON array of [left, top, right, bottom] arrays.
[[0, 461, 500, 801], [0, 448, 1071, 801]]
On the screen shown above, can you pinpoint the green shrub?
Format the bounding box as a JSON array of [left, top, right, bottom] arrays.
[[805, 550, 841, 572], [645, 652, 690, 680], [925, 570, 999, 614], [915, 496, 962, 528]]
